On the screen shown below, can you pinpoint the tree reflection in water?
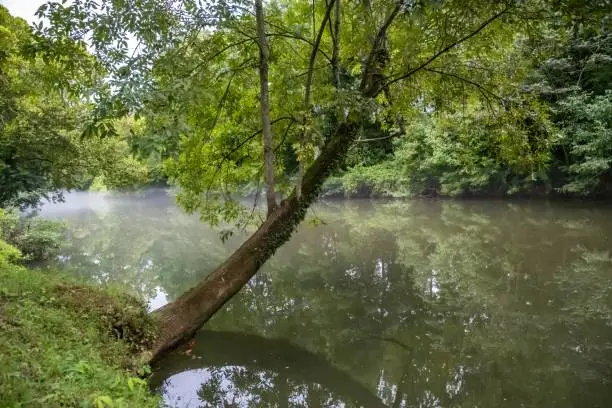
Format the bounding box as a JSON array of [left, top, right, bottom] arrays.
[[42, 194, 612, 407], [154, 330, 388, 408]]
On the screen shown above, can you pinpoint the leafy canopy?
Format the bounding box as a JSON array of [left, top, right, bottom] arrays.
[[35, 0, 611, 216], [0, 6, 152, 208]]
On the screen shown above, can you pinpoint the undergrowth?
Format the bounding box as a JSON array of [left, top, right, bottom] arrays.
[[0, 253, 160, 407]]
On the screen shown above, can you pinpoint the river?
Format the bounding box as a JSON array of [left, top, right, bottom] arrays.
[[40, 191, 612, 407]]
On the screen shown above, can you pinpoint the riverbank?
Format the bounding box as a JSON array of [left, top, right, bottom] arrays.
[[0, 260, 159, 407], [319, 175, 612, 200]]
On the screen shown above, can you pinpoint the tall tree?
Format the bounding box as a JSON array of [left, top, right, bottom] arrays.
[[36, 0, 586, 359], [255, 0, 277, 215]]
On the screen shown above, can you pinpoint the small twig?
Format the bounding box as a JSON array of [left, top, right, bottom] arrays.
[[424, 67, 502, 99], [275, 121, 296, 153], [354, 134, 397, 143]]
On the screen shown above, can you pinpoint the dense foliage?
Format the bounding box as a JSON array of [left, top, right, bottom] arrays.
[[0, 1, 612, 210], [0, 6, 152, 209], [26, 0, 609, 221], [336, 10, 612, 198], [0, 208, 64, 263], [1, 1, 609, 211]]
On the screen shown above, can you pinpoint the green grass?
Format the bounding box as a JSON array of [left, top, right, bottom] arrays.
[[0, 260, 160, 407]]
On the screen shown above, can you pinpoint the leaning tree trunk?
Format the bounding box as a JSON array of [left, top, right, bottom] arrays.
[[147, 0, 398, 360], [148, 121, 358, 360]]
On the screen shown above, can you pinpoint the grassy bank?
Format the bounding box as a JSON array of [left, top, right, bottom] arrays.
[[0, 258, 160, 407]]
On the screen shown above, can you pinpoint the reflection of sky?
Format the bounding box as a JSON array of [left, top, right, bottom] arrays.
[[162, 369, 215, 408], [148, 286, 169, 311], [161, 366, 273, 408], [161, 366, 347, 408]]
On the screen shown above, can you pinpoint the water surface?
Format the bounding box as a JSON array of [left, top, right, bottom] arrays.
[[42, 192, 612, 407]]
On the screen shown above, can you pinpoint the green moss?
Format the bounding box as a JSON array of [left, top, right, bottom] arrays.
[[0, 260, 160, 407]]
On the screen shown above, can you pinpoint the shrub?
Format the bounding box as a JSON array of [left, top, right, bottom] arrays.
[[0, 238, 21, 265], [0, 208, 65, 263]]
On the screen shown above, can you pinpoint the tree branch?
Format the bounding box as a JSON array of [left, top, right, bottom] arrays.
[[360, 3, 402, 96], [298, 0, 337, 199], [203, 116, 296, 206], [205, 58, 256, 140], [242, 166, 263, 229], [423, 67, 503, 100], [223, 117, 297, 163], [331, 0, 341, 87], [208, 76, 234, 139], [185, 38, 255, 78], [275, 120, 296, 153], [384, 7, 511, 88], [304, 0, 337, 109], [354, 134, 396, 143], [265, 26, 332, 63]]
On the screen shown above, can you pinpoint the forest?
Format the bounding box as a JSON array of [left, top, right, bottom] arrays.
[[1, 0, 611, 407]]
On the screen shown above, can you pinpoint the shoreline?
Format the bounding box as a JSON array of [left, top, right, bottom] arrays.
[[0, 261, 160, 407]]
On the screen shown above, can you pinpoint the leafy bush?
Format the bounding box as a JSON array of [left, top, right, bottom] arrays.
[[338, 108, 554, 198], [0, 208, 65, 263], [0, 238, 21, 265], [342, 163, 412, 198]]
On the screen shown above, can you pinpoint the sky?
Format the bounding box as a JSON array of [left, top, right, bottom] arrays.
[[1, 0, 46, 22], [2, 0, 140, 55]]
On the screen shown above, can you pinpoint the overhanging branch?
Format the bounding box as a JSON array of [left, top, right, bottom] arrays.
[[304, 0, 337, 108], [186, 38, 255, 78], [360, 3, 403, 96], [384, 6, 511, 88], [266, 32, 333, 63], [298, 0, 337, 198], [423, 67, 504, 101]]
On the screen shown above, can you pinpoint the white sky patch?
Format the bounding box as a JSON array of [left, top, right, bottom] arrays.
[[2, 0, 47, 22], [3, 0, 140, 60]]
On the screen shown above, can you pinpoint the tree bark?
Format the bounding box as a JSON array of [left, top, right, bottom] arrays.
[[331, 0, 341, 87], [148, 120, 358, 359], [255, 0, 277, 215]]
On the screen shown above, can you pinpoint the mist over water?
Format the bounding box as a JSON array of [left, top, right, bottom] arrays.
[[41, 191, 612, 407]]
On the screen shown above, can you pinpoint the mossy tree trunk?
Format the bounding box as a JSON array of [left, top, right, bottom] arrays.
[[148, 0, 410, 361], [146, 2, 508, 361], [148, 121, 359, 359]]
